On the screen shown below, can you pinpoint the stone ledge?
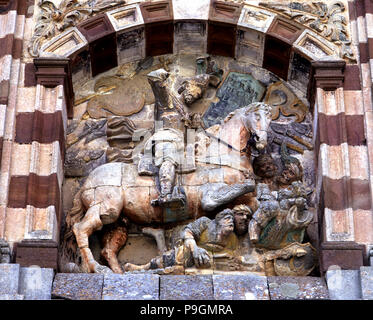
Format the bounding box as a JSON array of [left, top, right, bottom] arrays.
[[3, 266, 373, 300], [268, 276, 329, 300], [0, 264, 54, 300], [103, 273, 159, 300]]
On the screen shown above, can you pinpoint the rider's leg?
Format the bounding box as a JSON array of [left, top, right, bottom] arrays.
[[200, 180, 255, 212], [159, 160, 176, 198]]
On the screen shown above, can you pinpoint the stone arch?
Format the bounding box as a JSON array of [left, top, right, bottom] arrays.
[[32, 0, 353, 117]]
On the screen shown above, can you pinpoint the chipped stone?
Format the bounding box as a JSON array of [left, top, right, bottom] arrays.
[[52, 273, 104, 300], [0, 264, 20, 295], [360, 266, 373, 300], [213, 274, 269, 300], [102, 273, 159, 300], [268, 276, 329, 300], [19, 267, 54, 300], [160, 275, 213, 300], [326, 269, 361, 300]]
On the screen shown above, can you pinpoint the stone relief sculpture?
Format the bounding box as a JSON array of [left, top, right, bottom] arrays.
[[61, 101, 272, 274], [124, 206, 252, 273], [29, 0, 126, 57], [62, 54, 316, 277], [260, 1, 355, 61]]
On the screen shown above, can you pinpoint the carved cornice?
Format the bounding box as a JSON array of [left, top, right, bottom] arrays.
[[259, 1, 356, 62], [307, 58, 345, 106], [34, 58, 74, 118], [28, 0, 126, 58], [312, 59, 346, 90]]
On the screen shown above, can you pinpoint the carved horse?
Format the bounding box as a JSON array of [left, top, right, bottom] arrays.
[[61, 103, 273, 274]]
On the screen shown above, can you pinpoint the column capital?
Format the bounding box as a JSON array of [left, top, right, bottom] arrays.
[[311, 58, 346, 91], [33, 58, 74, 118]]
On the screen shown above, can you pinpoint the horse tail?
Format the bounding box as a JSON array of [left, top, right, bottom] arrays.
[[59, 188, 86, 272]]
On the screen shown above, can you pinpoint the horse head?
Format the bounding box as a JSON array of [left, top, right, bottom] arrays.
[[241, 102, 273, 151]]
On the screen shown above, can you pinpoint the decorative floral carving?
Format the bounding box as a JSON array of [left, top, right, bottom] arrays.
[[259, 1, 356, 61], [28, 0, 126, 57]]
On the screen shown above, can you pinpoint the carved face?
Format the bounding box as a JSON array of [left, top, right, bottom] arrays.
[[179, 75, 209, 106], [217, 214, 235, 237], [253, 154, 278, 178], [182, 81, 203, 105], [233, 211, 249, 236], [277, 163, 301, 186], [244, 105, 272, 150]]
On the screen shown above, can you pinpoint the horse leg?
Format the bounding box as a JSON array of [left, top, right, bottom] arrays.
[[101, 223, 128, 274], [200, 180, 255, 212], [142, 227, 167, 253], [72, 204, 112, 273]]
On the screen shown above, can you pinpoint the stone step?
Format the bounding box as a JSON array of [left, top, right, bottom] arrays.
[[0, 264, 54, 300], [0, 264, 20, 295], [19, 267, 54, 300], [360, 266, 373, 300], [326, 269, 362, 300]]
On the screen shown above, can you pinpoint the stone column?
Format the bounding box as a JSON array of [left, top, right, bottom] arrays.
[[8, 59, 71, 270], [312, 59, 372, 273], [350, 0, 373, 265], [0, 0, 30, 245]]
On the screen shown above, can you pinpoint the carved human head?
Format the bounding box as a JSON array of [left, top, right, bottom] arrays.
[[232, 204, 252, 236], [277, 162, 302, 187], [215, 209, 235, 236], [252, 153, 278, 178], [178, 74, 210, 105], [277, 142, 303, 187]]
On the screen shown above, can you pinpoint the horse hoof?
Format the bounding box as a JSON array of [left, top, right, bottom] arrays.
[[87, 261, 113, 274], [94, 264, 114, 274], [64, 262, 81, 273]]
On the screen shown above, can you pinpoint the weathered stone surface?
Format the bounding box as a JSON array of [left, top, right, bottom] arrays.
[[0, 239, 10, 263], [213, 274, 269, 300], [19, 267, 54, 300], [268, 276, 329, 300], [52, 273, 104, 300], [160, 275, 213, 300], [102, 273, 159, 300], [326, 269, 362, 300], [203, 72, 265, 128], [0, 264, 20, 295], [0, 294, 24, 300], [360, 267, 373, 300]]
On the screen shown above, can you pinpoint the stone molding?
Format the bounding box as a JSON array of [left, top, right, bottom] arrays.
[[34, 58, 74, 118], [321, 241, 367, 273], [311, 60, 346, 91], [15, 241, 58, 270], [29, 0, 349, 63]]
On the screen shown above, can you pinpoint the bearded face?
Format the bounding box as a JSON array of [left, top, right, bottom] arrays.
[[233, 211, 249, 236], [218, 214, 235, 237]]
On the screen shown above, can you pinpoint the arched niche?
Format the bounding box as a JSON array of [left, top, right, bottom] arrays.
[[24, 0, 369, 274]]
